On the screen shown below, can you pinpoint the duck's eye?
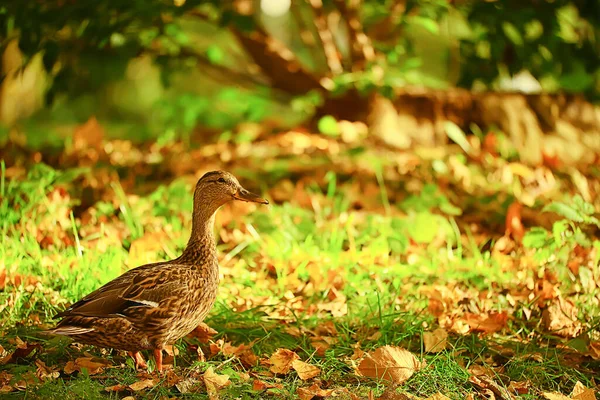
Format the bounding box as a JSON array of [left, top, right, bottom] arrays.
[[217, 178, 226, 183]]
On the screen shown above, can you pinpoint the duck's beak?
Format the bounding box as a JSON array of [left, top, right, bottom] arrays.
[[233, 187, 269, 204]]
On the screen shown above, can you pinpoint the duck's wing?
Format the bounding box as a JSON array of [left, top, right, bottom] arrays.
[[55, 262, 191, 321]]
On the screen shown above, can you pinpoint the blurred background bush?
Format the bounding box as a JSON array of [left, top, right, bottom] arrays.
[[1, 0, 598, 164]]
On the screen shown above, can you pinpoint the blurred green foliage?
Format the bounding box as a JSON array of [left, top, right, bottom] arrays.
[[0, 0, 598, 136]]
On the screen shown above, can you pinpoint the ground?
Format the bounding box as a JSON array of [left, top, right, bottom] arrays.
[[0, 121, 599, 399]]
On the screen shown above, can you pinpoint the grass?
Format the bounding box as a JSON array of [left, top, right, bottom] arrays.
[[1, 135, 599, 399]]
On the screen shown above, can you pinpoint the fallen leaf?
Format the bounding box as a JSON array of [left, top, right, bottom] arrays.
[[269, 348, 300, 374], [542, 393, 571, 400], [542, 297, 582, 338], [571, 381, 596, 400], [105, 384, 127, 392], [297, 383, 334, 400], [203, 367, 230, 400], [505, 201, 524, 241], [292, 360, 321, 380], [423, 328, 448, 353], [63, 357, 111, 375], [357, 346, 424, 384], [469, 373, 513, 400], [188, 322, 218, 343], [462, 312, 508, 334], [176, 377, 202, 394], [252, 379, 283, 391], [588, 341, 600, 360], [129, 379, 157, 391], [0, 340, 40, 365], [426, 393, 452, 400], [508, 380, 529, 395], [35, 359, 60, 381]]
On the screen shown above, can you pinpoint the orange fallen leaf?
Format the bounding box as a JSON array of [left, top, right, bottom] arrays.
[[571, 381, 596, 400], [462, 312, 508, 334], [63, 357, 111, 375], [35, 359, 60, 381], [291, 360, 321, 380], [542, 298, 582, 338], [203, 367, 230, 400], [543, 393, 571, 400], [508, 380, 530, 395], [0, 340, 40, 365], [269, 348, 300, 374], [423, 328, 448, 353], [129, 378, 158, 391], [357, 346, 424, 384], [426, 393, 452, 400], [297, 383, 334, 400], [105, 384, 127, 392], [505, 201, 524, 242], [252, 379, 283, 391], [188, 322, 218, 343]]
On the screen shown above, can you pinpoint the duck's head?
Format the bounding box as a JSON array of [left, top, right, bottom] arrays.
[[195, 170, 269, 208]]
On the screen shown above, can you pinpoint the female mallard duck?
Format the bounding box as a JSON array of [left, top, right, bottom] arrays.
[[46, 171, 268, 371]]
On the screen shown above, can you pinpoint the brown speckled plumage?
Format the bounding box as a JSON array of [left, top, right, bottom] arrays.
[[46, 171, 268, 371]]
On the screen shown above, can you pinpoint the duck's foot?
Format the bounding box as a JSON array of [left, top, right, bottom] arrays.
[[128, 351, 148, 370], [153, 349, 163, 373]]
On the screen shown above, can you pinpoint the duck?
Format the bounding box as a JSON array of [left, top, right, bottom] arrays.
[[45, 171, 269, 372]]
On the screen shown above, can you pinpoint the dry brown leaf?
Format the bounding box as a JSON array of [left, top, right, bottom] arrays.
[[129, 379, 157, 391], [571, 381, 596, 400], [105, 384, 127, 392], [296, 383, 334, 400], [462, 312, 508, 334], [269, 348, 300, 374], [542, 298, 582, 338], [543, 393, 571, 400], [63, 357, 110, 375], [73, 116, 105, 152], [357, 346, 424, 384], [588, 342, 600, 360], [508, 380, 529, 395], [34, 359, 60, 381], [291, 360, 321, 380], [0, 340, 40, 365], [505, 201, 524, 242], [426, 393, 452, 400], [176, 377, 202, 394], [252, 379, 283, 391], [203, 367, 230, 400], [188, 322, 218, 343], [423, 328, 448, 353], [469, 373, 513, 400]]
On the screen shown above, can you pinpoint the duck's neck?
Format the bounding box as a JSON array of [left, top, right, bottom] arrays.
[[180, 196, 220, 265]]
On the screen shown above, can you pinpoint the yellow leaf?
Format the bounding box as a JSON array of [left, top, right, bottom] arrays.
[[203, 367, 230, 400], [269, 348, 300, 374], [296, 383, 334, 400], [571, 381, 596, 400], [542, 393, 571, 400], [291, 360, 321, 380], [423, 328, 448, 353], [129, 379, 157, 391], [357, 346, 424, 384]]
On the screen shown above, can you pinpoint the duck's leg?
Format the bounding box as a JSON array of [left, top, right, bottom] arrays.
[[153, 348, 163, 372], [128, 351, 148, 369]]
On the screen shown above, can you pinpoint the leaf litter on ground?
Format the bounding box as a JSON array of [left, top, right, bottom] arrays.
[[1, 117, 600, 398]]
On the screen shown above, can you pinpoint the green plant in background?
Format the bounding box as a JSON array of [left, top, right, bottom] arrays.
[[523, 195, 600, 292], [1, 0, 597, 134]]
